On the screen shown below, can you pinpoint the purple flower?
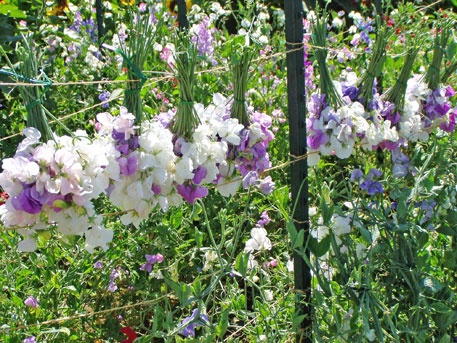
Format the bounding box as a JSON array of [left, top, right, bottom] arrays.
[[259, 176, 275, 195], [24, 296, 39, 308], [23, 337, 36, 343], [360, 180, 384, 195], [193, 166, 207, 185], [12, 185, 46, 214], [176, 184, 208, 204], [151, 184, 162, 195], [140, 253, 164, 273], [98, 90, 111, 109], [445, 86, 455, 97], [242, 171, 259, 188], [307, 130, 328, 150], [179, 308, 210, 338], [367, 168, 382, 179], [257, 211, 270, 227], [138, 2, 147, 12], [118, 155, 138, 176], [94, 261, 103, 269], [350, 169, 364, 182], [108, 269, 120, 293], [191, 17, 216, 61]]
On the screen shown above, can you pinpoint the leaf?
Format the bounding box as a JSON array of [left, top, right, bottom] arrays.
[[0, 5, 26, 19], [216, 307, 230, 338], [307, 235, 330, 258], [292, 314, 307, 331]]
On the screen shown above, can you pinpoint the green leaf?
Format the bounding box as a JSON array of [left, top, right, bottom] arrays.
[[292, 314, 307, 331], [307, 235, 330, 258], [0, 5, 26, 19], [216, 307, 230, 338]]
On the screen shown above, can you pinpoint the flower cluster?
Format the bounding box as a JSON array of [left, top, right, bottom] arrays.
[[306, 71, 457, 168], [0, 94, 275, 252], [0, 127, 113, 253]]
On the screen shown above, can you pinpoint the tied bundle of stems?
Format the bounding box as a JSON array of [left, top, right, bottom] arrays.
[[385, 46, 419, 112], [171, 36, 200, 139], [310, 10, 344, 109], [359, 17, 391, 109], [230, 44, 253, 127], [122, 7, 158, 123], [424, 23, 451, 90], [1, 36, 54, 142]]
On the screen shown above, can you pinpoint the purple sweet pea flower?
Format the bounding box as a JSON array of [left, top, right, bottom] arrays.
[[179, 308, 210, 338], [367, 168, 383, 179], [94, 261, 103, 269], [108, 269, 120, 293], [242, 171, 259, 188], [176, 184, 208, 204], [259, 176, 275, 195], [118, 156, 138, 176], [98, 90, 111, 109], [257, 211, 270, 227], [24, 296, 39, 308], [140, 253, 164, 272], [193, 166, 207, 185], [151, 184, 162, 195], [307, 130, 329, 150], [360, 180, 384, 195], [12, 184, 46, 214], [350, 169, 364, 182], [23, 337, 36, 343]]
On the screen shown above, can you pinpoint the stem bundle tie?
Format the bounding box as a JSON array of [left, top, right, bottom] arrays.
[[116, 49, 148, 90]]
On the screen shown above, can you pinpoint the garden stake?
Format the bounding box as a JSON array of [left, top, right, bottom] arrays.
[[285, 1, 312, 342]]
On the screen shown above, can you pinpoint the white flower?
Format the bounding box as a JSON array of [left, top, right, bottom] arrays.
[[245, 227, 272, 252], [332, 214, 351, 236], [85, 225, 114, 253], [264, 289, 274, 302], [18, 238, 37, 252]]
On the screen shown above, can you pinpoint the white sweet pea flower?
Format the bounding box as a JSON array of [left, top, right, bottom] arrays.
[[85, 225, 114, 253]]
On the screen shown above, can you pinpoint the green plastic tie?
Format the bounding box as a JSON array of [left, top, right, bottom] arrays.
[[26, 99, 42, 110], [180, 99, 194, 105], [116, 49, 148, 89]]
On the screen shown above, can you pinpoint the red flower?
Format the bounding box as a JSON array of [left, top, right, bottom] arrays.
[[120, 326, 138, 343], [0, 192, 9, 206]]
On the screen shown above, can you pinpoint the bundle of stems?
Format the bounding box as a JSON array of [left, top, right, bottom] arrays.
[[171, 36, 200, 139], [310, 11, 344, 109], [385, 46, 419, 112], [230, 45, 253, 127], [424, 23, 451, 90], [1, 36, 54, 142], [359, 17, 391, 109], [122, 7, 158, 124]]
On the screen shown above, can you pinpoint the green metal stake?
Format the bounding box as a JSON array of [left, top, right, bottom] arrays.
[[284, 1, 312, 342]]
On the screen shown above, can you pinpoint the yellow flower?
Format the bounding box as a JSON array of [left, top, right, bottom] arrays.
[[166, 0, 192, 16], [46, 0, 69, 16], [121, 0, 135, 5]]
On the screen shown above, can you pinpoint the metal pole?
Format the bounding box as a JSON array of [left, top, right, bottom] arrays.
[[95, 0, 105, 41], [284, 1, 312, 342], [177, 0, 189, 30]]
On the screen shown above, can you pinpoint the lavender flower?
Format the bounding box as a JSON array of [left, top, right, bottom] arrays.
[[179, 308, 210, 338], [94, 261, 103, 269], [24, 296, 39, 308], [140, 253, 164, 273], [23, 337, 36, 343], [176, 184, 209, 204], [108, 269, 120, 292], [98, 90, 111, 109]]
